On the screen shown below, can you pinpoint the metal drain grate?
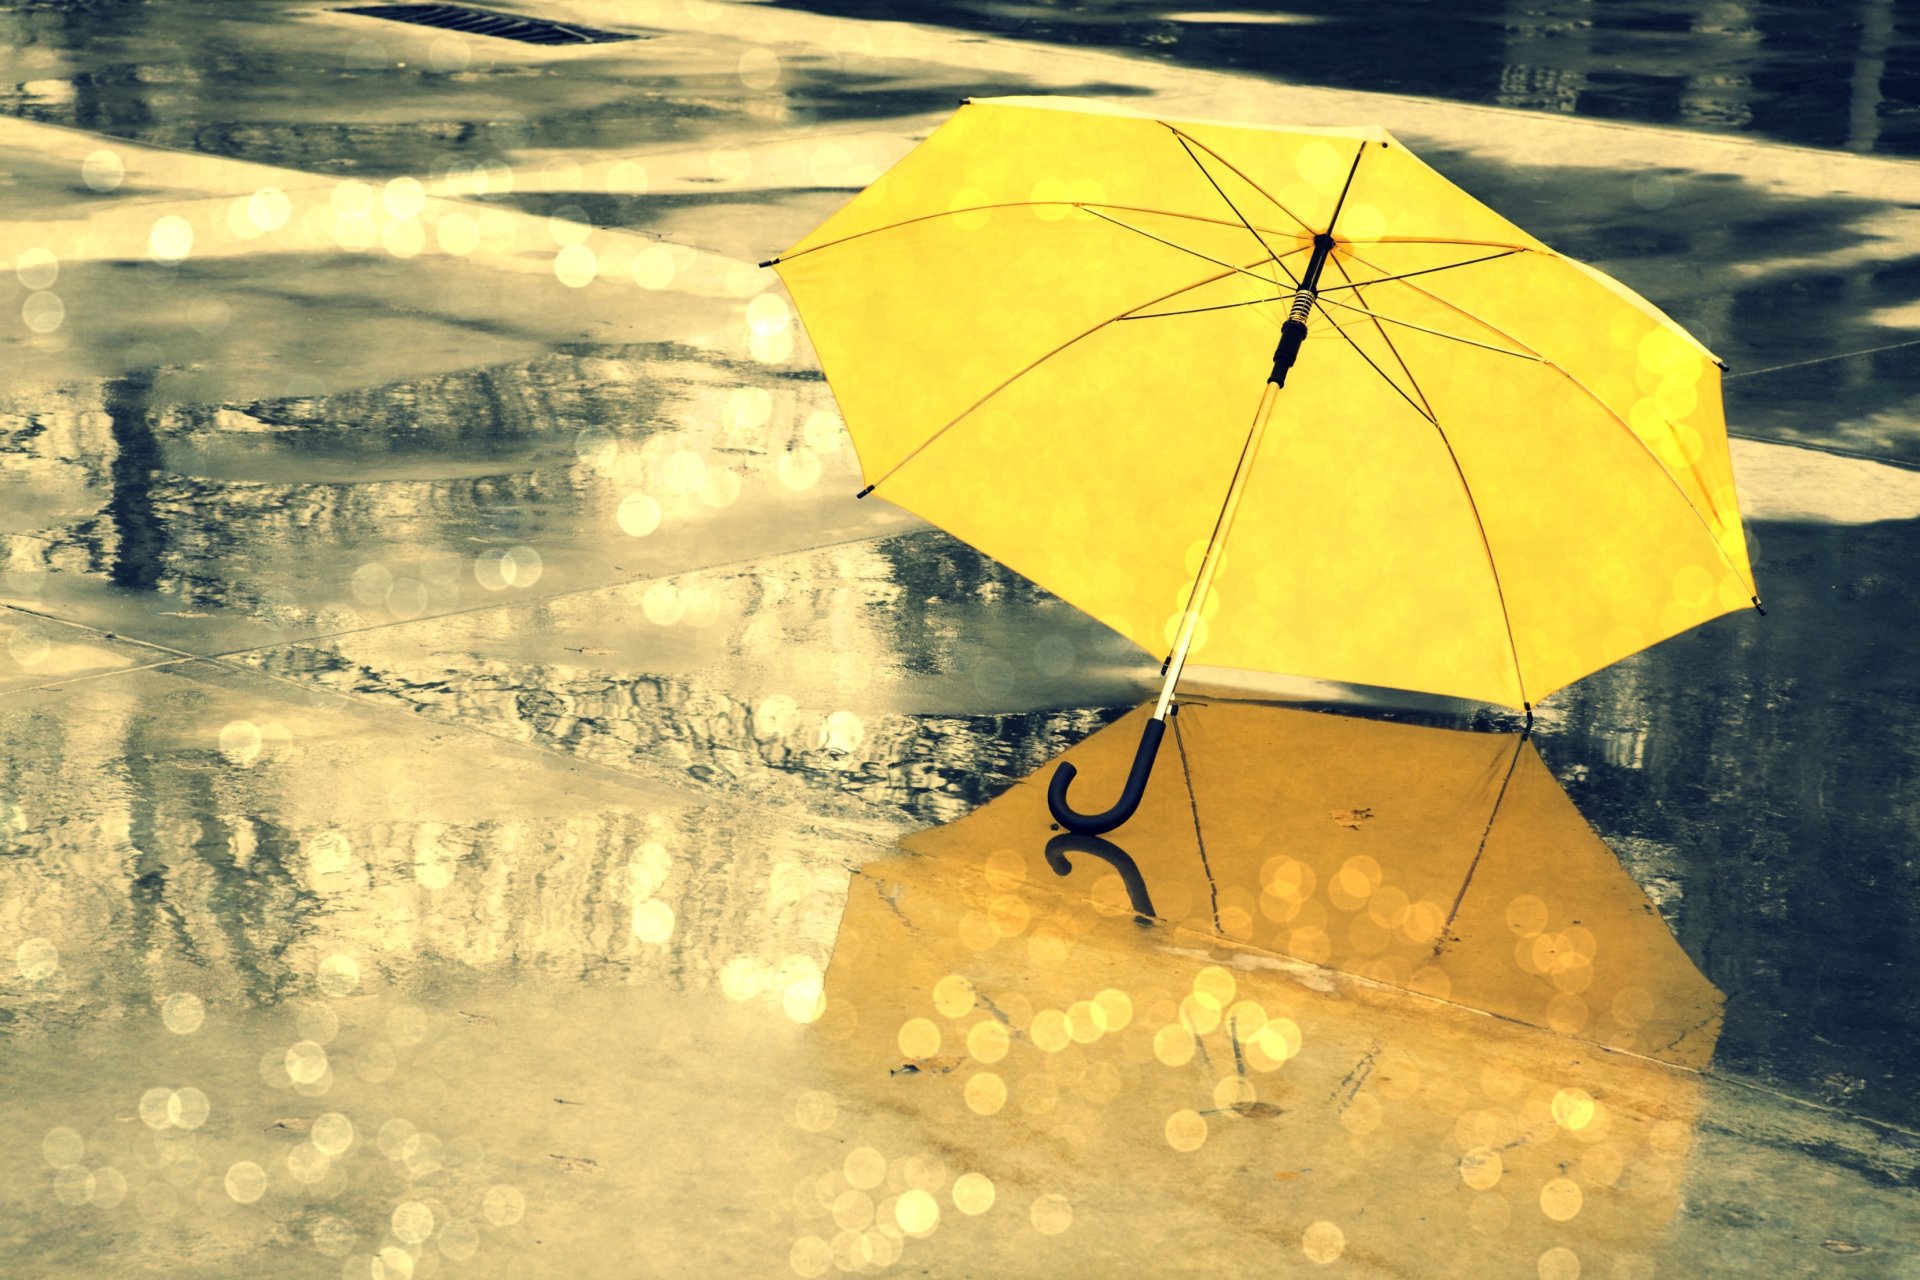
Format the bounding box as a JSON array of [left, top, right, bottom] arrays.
[[338, 4, 645, 45]]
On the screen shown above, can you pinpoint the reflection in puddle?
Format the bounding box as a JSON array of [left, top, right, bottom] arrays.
[[822, 697, 1724, 1272], [905, 698, 1721, 1066], [1045, 832, 1156, 923]]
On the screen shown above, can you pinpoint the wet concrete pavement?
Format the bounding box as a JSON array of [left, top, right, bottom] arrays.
[[2, 1, 1919, 1276]]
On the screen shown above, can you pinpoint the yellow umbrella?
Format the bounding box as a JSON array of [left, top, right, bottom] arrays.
[[767, 96, 1759, 832]]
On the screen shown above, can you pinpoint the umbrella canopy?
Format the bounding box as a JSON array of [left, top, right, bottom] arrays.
[[768, 96, 1759, 829]]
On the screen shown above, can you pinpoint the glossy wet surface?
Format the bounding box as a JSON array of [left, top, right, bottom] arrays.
[[2, 2, 1918, 1275], [773, 0, 1920, 159]]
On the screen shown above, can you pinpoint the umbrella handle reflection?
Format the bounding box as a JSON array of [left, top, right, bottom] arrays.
[[1047, 716, 1166, 835], [1044, 832, 1158, 924]]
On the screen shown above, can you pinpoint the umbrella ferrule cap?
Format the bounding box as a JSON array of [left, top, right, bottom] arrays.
[[1270, 315, 1310, 386]]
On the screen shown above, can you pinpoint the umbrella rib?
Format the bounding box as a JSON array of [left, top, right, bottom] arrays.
[[1169, 710, 1223, 935], [1340, 245, 1755, 589], [1162, 125, 1316, 235], [1439, 731, 1531, 944], [1083, 207, 1304, 289], [1119, 294, 1290, 321], [857, 253, 1275, 496], [1325, 141, 1367, 233], [1347, 236, 1534, 250], [1169, 129, 1299, 282], [1316, 248, 1524, 293], [769, 202, 1305, 265], [1321, 253, 1437, 421], [1319, 255, 1531, 707], [1312, 294, 1542, 361], [1308, 299, 1436, 427]]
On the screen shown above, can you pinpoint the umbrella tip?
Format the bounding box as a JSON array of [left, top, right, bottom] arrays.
[[758, 258, 778, 269], [1752, 595, 1767, 616], [958, 97, 973, 106], [856, 484, 875, 499]]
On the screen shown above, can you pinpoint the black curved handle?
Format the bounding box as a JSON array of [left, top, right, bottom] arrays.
[[1046, 715, 1166, 835], [1044, 832, 1158, 922]]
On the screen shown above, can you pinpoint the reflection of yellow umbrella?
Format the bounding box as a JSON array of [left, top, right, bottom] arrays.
[[768, 97, 1759, 831], [816, 701, 1723, 1272], [900, 698, 1721, 1068]]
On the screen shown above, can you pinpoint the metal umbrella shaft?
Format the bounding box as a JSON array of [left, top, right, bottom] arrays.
[[1048, 238, 1336, 834]]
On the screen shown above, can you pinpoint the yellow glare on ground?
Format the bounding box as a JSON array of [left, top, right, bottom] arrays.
[[381, 176, 425, 220], [964, 1072, 1006, 1115], [1538, 1246, 1582, 1280], [633, 246, 676, 290], [147, 215, 193, 263], [895, 1188, 940, 1236], [15, 247, 57, 289], [138, 1087, 173, 1128], [894, 1155, 943, 1197], [166, 1087, 209, 1129], [286, 1040, 328, 1084], [382, 219, 424, 258], [1180, 992, 1223, 1034], [219, 720, 262, 765], [92, 1168, 127, 1209], [312, 1113, 354, 1156], [932, 974, 976, 1018], [778, 447, 822, 489], [790, 1236, 832, 1277], [51, 1167, 96, 1206], [898, 1017, 941, 1058], [223, 1161, 266, 1205], [160, 993, 204, 1034], [951, 1172, 995, 1216], [1460, 1146, 1503, 1190], [832, 1189, 874, 1233], [555, 244, 598, 288], [1030, 1009, 1071, 1052], [482, 1184, 526, 1226], [1028, 1194, 1073, 1236], [1552, 1087, 1597, 1130], [1153, 1024, 1196, 1067], [790, 1090, 838, 1132], [317, 952, 361, 997], [844, 1147, 885, 1190], [738, 47, 782, 88], [1539, 1177, 1584, 1222], [606, 160, 648, 194], [632, 898, 676, 945], [81, 148, 123, 191], [391, 1200, 434, 1245], [15, 937, 58, 981], [1093, 988, 1134, 1032], [21, 291, 62, 335], [966, 1019, 1010, 1064], [1164, 1109, 1208, 1152], [784, 971, 826, 1024], [40, 1127, 83, 1167], [436, 213, 480, 256], [1301, 1220, 1346, 1264]]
